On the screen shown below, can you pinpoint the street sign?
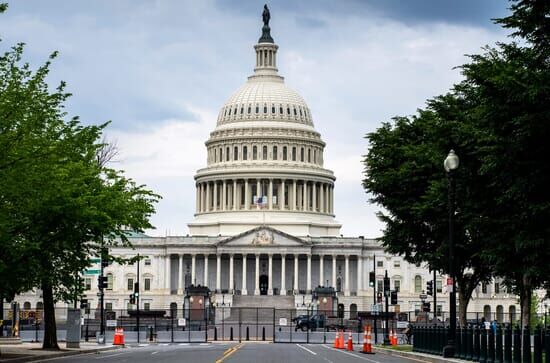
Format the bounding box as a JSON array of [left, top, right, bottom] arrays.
[[419, 294, 427, 300], [84, 269, 100, 275], [90, 258, 101, 263], [279, 318, 288, 326], [178, 318, 186, 327], [371, 304, 379, 314], [106, 320, 117, 327]]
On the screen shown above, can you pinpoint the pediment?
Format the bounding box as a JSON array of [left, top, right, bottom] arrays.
[[218, 226, 309, 247]]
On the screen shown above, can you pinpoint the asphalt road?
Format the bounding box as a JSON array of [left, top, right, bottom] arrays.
[[42, 343, 426, 363]]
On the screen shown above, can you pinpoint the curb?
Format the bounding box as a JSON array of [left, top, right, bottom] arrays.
[[372, 346, 467, 363], [0, 345, 122, 363]]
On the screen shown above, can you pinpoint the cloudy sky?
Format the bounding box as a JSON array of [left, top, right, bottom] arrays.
[[1, 0, 511, 238]]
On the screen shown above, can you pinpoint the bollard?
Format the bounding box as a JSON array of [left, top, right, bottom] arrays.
[[496, 325, 503, 363], [460, 325, 467, 359], [149, 326, 154, 342], [488, 327, 495, 363], [230, 327, 233, 341], [467, 325, 474, 361], [457, 326, 463, 359], [481, 326, 488, 363], [214, 327, 217, 341], [513, 326, 521, 363], [522, 327, 530, 363], [533, 326, 542, 363], [474, 326, 481, 361], [262, 327, 265, 341], [504, 325, 512, 363], [544, 328, 549, 363], [246, 326, 250, 341]]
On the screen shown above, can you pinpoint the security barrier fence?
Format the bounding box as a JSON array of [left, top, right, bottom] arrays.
[[1, 307, 548, 347], [413, 324, 550, 362]]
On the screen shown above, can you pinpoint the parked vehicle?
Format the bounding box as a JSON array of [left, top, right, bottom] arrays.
[[293, 314, 324, 331]]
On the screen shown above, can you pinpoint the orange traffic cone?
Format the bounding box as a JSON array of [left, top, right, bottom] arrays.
[[339, 329, 345, 349], [334, 331, 339, 348], [346, 331, 354, 351], [391, 329, 397, 346], [362, 326, 374, 354], [113, 327, 125, 346]]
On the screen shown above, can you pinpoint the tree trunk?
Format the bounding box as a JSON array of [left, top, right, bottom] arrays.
[[41, 280, 59, 349], [0, 291, 4, 337], [458, 291, 471, 326], [519, 274, 532, 329]]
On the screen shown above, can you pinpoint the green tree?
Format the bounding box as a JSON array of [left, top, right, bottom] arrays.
[[0, 15, 160, 348]]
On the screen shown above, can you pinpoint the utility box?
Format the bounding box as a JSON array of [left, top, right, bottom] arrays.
[[66, 308, 81, 348]]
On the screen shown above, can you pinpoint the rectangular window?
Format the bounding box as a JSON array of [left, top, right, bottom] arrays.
[[105, 302, 113, 311], [494, 282, 500, 294], [292, 147, 296, 161], [414, 277, 422, 293], [273, 146, 278, 160], [436, 280, 442, 293], [262, 146, 267, 160], [436, 305, 443, 317], [253, 146, 257, 160], [282, 146, 287, 160], [234, 146, 238, 160], [107, 274, 114, 291], [84, 278, 91, 290], [377, 261, 383, 268], [145, 278, 151, 291], [300, 148, 304, 162], [393, 260, 400, 268], [394, 280, 401, 292], [307, 149, 311, 162], [377, 280, 383, 293], [144, 302, 150, 311], [144, 259, 151, 266], [482, 282, 488, 294], [243, 146, 248, 160], [127, 278, 134, 291], [127, 302, 133, 311]]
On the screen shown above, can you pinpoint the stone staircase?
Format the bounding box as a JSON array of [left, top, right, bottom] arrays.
[[222, 295, 295, 323], [0, 336, 23, 345]]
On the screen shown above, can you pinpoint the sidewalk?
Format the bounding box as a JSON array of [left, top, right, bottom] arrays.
[[373, 346, 469, 363], [0, 342, 121, 362]]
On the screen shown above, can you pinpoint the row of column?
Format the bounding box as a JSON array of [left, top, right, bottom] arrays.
[[167, 253, 362, 296], [196, 179, 334, 214]]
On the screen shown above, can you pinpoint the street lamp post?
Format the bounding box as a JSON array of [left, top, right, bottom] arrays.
[[443, 149, 459, 358]]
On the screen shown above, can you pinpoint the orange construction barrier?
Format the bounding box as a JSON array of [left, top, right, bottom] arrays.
[[362, 326, 374, 354], [334, 330, 339, 348], [339, 329, 345, 349], [346, 331, 354, 351], [113, 327, 125, 346]]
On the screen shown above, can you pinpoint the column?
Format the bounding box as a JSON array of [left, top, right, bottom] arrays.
[[330, 186, 334, 214], [233, 180, 238, 211], [244, 179, 249, 210], [302, 181, 307, 210], [268, 179, 273, 210], [196, 185, 200, 213], [205, 182, 210, 211], [312, 182, 317, 211], [292, 180, 297, 211], [204, 254, 209, 287], [229, 254, 234, 292], [256, 179, 261, 209], [254, 254, 260, 295], [216, 254, 221, 292], [294, 255, 299, 293], [280, 254, 286, 295], [222, 180, 227, 211], [357, 255, 363, 293], [200, 183, 204, 212], [344, 254, 350, 295], [279, 180, 285, 210], [242, 254, 248, 295], [319, 254, 324, 286], [178, 254, 183, 293], [268, 254, 273, 295], [307, 254, 312, 293], [165, 255, 171, 292], [213, 181, 218, 211], [320, 184, 324, 213], [332, 255, 337, 288], [325, 184, 330, 213], [191, 254, 196, 286]]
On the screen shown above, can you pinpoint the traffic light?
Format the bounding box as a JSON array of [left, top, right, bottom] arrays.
[[80, 299, 88, 309], [98, 276, 108, 290], [369, 272, 375, 288], [129, 294, 135, 305], [426, 280, 433, 296], [390, 290, 398, 305], [383, 275, 390, 293], [422, 302, 431, 312], [100, 248, 110, 268]]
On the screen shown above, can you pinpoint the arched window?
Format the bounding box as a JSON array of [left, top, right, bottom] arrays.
[[23, 302, 31, 310], [240, 107, 244, 114], [287, 107, 291, 115], [483, 305, 491, 321], [273, 146, 278, 160], [248, 106, 251, 114], [282, 146, 287, 160], [292, 147, 296, 161], [496, 305, 504, 323], [214, 148, 217, 162], [280, 106, 283, 114], [253, 146, 257, 160], [234, 107, 237, 115], [36, 302, 43, 310], [263, 106, 267, 114], [226, 147, 230, 161], [219, 147, 222, 162], [414, 275, 422, 293], [243, 146, 248, 160], [300, 148, 304, 162], [293, 108, 297, 116], [107, 273, 114, 290], [271, 106, 275, 114], [482, 282, 488, 294], [509, 306, 516, 324], [307, 149, 311, 163], [234, 146, 238, 161], [255, 105, 259, 113], [228, 108, 231, 116], [262, 146, 267, 160], [350, 303, 358, 319]]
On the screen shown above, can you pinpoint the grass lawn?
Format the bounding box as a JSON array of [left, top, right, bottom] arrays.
[[375, 344, 413, 352]]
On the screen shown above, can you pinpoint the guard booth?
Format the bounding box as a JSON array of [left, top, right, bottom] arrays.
[[183, 285, 211, 331], [311, 286, 338, 328]]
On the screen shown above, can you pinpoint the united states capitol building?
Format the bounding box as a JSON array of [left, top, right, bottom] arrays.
[[15, 10, 519, 322]]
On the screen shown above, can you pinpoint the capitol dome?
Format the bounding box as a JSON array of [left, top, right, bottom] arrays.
[[188, 15, 341, 237]]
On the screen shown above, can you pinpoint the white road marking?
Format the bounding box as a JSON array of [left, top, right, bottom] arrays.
[[179, 343, 189, 346], [138, 344, 149, 347], [160, 343, 169, 346], [322, 344, 381, 363], [296, 344, 317, 355], [95, 352, 127, 360], [200, 343, 209, 346], [151, 351, 159, 355]]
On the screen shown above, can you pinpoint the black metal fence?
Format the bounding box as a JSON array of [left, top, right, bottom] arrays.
[[413, 324, 550, 362]]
